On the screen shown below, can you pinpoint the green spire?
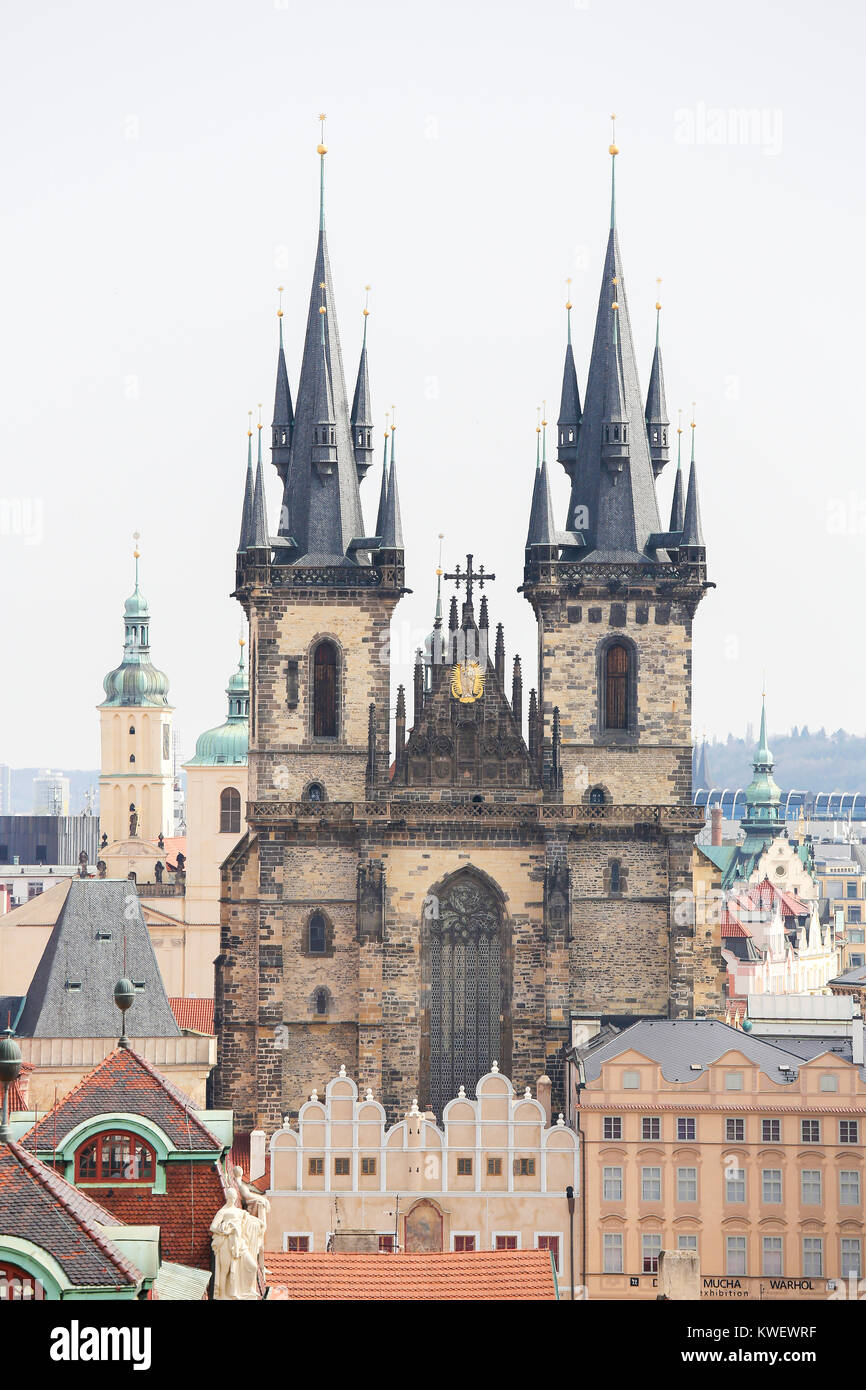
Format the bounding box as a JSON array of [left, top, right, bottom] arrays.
[[755, 691, 772, 767], [317, 113, 327, 232]]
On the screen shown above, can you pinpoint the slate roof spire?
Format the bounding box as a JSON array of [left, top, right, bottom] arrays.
[[275, 118, 366, 565], [668, 408, 685, 532], [350, 287, 374, 481], [249, 407, 270, 549], [237, 414, 254, 552], [564, 121, 664, 563], [645, 281, 670, 477], [374, 415, 390, 539], [526, 409, 556, 548], [680, 409, 705, 551], [556, 281, 581, 474], [271, 288, 294, 482], [380, 415, 404, 550]]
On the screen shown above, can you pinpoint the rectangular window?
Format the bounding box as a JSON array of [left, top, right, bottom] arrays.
[[761, 1118, 781, 1143], [847, 880, 858, 899], [486, 1156, 503, 1176], [622, 1069, 641, 1089], [677, 1167, 697, 1202], [820, 1074, 838, 1092], [725, 1118, 745, 1142], [677, 1117, 696, 1141], [334, 1157, 350, 1176], [285, 657, 299, 708], [841, 1170, 861, 1205], [801, 1169, 822, 1205], [841, 1238, 862, 1280], [603, 1116, 622, 1140], [513, 1157, 536, 1176], [361, 1156, 377, 1176], [725, 1072, 743, 1091], [307, 1157, 323, 1176], [849, 927, 865, 942], [603, 1166, 623, 1201], [537, 1235, 560, 1271], [603, 1232, 623, 1274], [840, 1120, 860, 1144], [726, 1236, 747, 1276], [726, 1168, 746, 1203], [457, 1157, 473, 1176], [642, 1234, 662, 1274], [677, 1234, 698, 1253], [802, 1237, 823, 1277], [849, 906, 862, 923], [801, 1119, 820, 1143], [641, 1116, 661, 1141], [453, 1235, 476, 1252], [641, 1167, 662, 1201], [378, 1234, 395, 1253], [762, 1237, 783, 1277], [762, 1169, 782, 1204], [285, 1235, 309, 1252], [495, 1235, 518, 1251]]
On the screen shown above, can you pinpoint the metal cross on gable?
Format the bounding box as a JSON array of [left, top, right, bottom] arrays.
[[443, 553, 495, 607]]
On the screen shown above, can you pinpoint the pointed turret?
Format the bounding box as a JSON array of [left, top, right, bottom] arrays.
[[681, 416, 705, 553], [557, 283, 581, 475], [645, 288, 670, 477], [374, 419, 390, 540], [350, 289, 374, 481], [271, 289, 294, 482], [238, 418, 254, 552], [564, 121, 665, 562], [526, 415, 557, 548], [668, 410, 685, 533], [250, 413, 270, 550], [380, 421, 404, 550], [275, 120, 366, 564], [742, 693, 783, 831]]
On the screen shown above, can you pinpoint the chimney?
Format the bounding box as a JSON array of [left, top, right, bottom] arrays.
[[711, 806, 723, 846], [536, 1075, 552, 1127], [249, 1128, 267, 1182]]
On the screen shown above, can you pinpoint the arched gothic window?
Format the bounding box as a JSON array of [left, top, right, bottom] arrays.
[[308, 912, 327, 954], [609, 860, 622, 894], [604, 643, 629, 730], [220, 787, 241, 834], [589, 786, 606, 806], [304, 782, 325, 803], [314, 987, 329, 1016], [313, 641, 338, 738]]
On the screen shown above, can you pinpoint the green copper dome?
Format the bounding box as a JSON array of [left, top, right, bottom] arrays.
[[186, 644, 249, 767], [100, 550, 171, 708], [742, 695, 783, 822]]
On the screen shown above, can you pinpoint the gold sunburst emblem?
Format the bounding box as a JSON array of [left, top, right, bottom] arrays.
[[451, 659, 485, 704]]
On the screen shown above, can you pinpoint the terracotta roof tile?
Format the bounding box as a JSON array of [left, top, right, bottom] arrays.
[[169, 998, 214, 1034], [263, 1250, 557, 1301], [21, 1046, 223, 1153]]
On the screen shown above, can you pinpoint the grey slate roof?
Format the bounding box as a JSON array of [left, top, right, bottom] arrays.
[[575, 1019, 809, 1084], [564, 227, 665, 562], [681, 455, 705, 547], [276, 209, 368, 564], [557, 341, 581, 451], [374, 434, 389, 540], [526, 455, 556, 547], [272, 319, 294, 455], [237, 432, 254, 552], [15, 879, 181, 1039], [668, 457, 685, 532], [832, 964, 866, 985], [381, 429, 404, 549], [249, 429, 269, 549]]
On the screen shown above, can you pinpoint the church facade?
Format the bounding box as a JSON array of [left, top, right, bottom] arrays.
[[215, 133, 722, 1131]]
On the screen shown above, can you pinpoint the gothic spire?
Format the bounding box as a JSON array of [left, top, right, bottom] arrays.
[[380, 419, 403, 549], [350, 287, 374, 481], [238, 415, 254, 552], [681, 412, 705, 550], [526, 412, 556, 547], [668, 408, 685, 533], [275, 118, 366, 564], [249, 409, 269, 549], [271, 288, 294, 482], [374, 417, 390, 539], [565, 122, 664, 562], [557, 281, 581, 474], [645, 282, 670, 477]]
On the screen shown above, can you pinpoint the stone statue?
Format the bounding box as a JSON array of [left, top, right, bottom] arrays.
[[233, 1165, 270, 1244], [78, 851, 88, 878], [154, 861, 164, 884], [129, 805, 139, 837], [209, 1190, 263, 1300], [157, 832, 165, 850], [96, 860, 106, 879], [100, 832, 108, 849]]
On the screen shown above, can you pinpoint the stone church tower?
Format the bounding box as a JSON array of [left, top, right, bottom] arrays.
[[215, 131, 721, 1131]]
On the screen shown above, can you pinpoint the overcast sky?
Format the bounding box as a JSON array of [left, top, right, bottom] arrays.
[[1, 0, 863, 769]]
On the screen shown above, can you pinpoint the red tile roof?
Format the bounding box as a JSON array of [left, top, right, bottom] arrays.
[[0, 1140, 140, 1289], [169, 997, 214, 1035], [263, 1250, 557, 1301], [21, 1046, 223, 1154], [229, 1132, 270, 1193], [720, 907, 752, 938]]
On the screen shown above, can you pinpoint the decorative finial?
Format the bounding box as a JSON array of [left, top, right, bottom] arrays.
[[317, 115, 327, 230], [690, 403, 696, 462], [541, 401, 547, 465], [363, 285, 371, 318], [247, 408, 252, 438], [655, 276, 662, 311], [609, 112, 618, 157], [557, 1112, 565, 1127], [317, 112, 327, 156], [391, 403, 396, 433], [257, 403, 262, 432], [339, 1063, 346, 1078], [524, 1086, 532, 1100], [310, 1088, 319, 1103], [436, 532, 444, 577], [677, 406, 683, 436], [565, 276, 573, 345], [365, 1087, 374, 1102], [655, 276, 662, 346], [609, 113, 619, 229], [458, 1084, 466, 1098], [491, 1059, 499, 1074], [277, 285, 284, 319]]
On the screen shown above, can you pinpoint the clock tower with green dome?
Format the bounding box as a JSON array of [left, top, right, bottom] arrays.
[[98, 539, 174, 847]]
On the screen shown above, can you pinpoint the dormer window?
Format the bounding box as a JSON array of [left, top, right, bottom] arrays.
[[76, 1131, 156, 1184]]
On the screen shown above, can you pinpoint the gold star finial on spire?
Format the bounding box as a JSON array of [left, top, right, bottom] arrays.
[[391, 403, 397, 432], [277, 285, 284, 319], [655, 276, 662, 312], [132, 529, 141, 560], [384, 409, 390, 438], [542, 399, 547, 428], [565, 276, 572, 311], [317, 113, 327, 156], [691, 400, 696, 430], [677, 407, 683, 436], [363, 285, 371, 318], [436, 532, 444, 577], [257, 403, 263, 430], [247, 409, 252, 438], [536, 404, 541, 434], [609, 112, 619, 157]]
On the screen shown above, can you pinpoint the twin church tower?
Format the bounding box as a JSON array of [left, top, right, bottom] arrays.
[[215, 123, 719, 1129]]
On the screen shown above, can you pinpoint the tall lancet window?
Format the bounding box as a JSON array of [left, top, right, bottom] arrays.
[[313, 641, 338, 738], [604, 644, 629, 730]]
